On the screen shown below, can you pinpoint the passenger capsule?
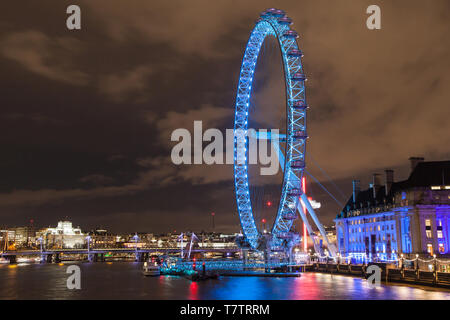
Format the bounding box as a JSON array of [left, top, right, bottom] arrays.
[[278, 16, 293, 25], [290, 160, 305, 169], [291, 73, 306, 81], [283, 213, 297, 220], [287, 49, 303, 57], [292, 101, 308, 109], [283, 30, 299, 38], [292, 131, 308, 140], [277, 232, 292, 239], [272, 9, 285, 17], [287, 188, 302, 197]]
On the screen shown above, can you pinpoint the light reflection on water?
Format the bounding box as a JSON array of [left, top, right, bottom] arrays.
[[0, 262, 448, 300]]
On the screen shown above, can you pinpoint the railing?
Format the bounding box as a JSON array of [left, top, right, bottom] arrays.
[[310, 254, 450, 287], [161, 258, 302, 273], [313, 253, 450, 273]]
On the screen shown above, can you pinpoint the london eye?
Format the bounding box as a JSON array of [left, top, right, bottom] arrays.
[[233, 8, 336, 258]]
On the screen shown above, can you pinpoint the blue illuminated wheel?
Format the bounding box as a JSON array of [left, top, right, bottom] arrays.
[[234, 8, 308, 252]]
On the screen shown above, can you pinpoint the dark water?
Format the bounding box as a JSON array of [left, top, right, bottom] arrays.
[[0, 262, 449, 300]]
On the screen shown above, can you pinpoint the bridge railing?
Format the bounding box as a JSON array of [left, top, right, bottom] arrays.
[[161, 258, 302, 272]]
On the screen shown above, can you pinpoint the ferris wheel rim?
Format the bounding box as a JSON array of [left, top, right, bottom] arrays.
[[233, 9, 308, 251]]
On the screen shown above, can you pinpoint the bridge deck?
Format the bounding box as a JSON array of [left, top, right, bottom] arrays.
[[1, 248, 240, 256]]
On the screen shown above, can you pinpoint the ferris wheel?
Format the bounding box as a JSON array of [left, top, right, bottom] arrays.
[[233, 8, 336, 257]]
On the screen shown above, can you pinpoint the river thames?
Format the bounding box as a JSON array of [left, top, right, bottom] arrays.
[[0, 262, 449, 300]]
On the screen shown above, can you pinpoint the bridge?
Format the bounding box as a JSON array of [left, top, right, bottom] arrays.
[[0, 247, 240, 264]]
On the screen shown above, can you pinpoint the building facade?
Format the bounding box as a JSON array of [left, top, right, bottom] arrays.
[[1, 226, 37, 249], [43, 221, 85, 249], [90, 229, 118, 248], [335, 158, 450, 262]]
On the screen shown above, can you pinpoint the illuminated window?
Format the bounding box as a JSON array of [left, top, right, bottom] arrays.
[[427, 244, 433, 254], [437, 220, 443, 239], [425, 219, 432, 238], [439, 243, 445, 253]]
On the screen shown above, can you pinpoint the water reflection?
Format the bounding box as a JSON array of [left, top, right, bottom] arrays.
[[0, 263, 448, 300], [189, 281, 199, 300]]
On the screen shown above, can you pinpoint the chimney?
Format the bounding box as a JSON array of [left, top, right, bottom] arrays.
[[385, 169, 394, 196], [409, 157, 424, 172], [372, 174, 381, 199], [352, 180, 360, 203]]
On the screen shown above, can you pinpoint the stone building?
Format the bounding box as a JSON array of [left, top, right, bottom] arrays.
[[43, 221, 85, 249], [335, 158, 450, 262]]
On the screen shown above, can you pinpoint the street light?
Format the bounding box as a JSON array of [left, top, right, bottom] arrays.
[[132, 233, 140, 261], [85, 235, 91, 253], [37, 237, 44, 263], [37, 237, 43, 253]]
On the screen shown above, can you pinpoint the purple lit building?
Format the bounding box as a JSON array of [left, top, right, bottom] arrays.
[[335, 158, 450, 262]]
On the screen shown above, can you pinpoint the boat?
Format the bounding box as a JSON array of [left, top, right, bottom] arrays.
[[142, 261, 161, 276]]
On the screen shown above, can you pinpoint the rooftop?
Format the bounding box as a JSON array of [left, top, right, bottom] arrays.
[[337, 159, 450, 219]]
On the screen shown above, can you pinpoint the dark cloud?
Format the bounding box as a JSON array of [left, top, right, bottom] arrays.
[[0, 0, 449, 233], [98, 65, 154, 102], [79, 174, 115, 186], [1, 30, 89, 85]]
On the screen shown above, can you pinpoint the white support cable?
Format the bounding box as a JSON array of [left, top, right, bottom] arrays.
[[305, 170, 344, 208], [273, 139, 337, 257], [306, 152, 348, 202]]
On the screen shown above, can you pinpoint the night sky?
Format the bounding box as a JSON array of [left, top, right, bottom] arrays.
[[0, 1, 449, 234]]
